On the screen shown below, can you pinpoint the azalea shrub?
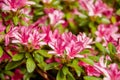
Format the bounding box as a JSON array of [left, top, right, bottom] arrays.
[[1, 0, 120, 80]]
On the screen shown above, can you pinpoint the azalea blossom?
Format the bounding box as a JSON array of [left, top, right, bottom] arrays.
[[0, 21, 5, 32], [79, 0, 113, 17], [11, 26, 46, 49], [47, 9, 65, 26], [42, 0, 52, 4], [79, 61, 101, 77], [48, 35, 66, 56], [1, 0, 35, 11], [95, 24, 120, 46], [94, 56, 120, 80]]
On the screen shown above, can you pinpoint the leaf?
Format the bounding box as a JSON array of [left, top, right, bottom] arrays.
[[101, 17, 110, 24], [13, 16, 19, 25], [80, 49, 90, 54], [116, 9, 120, 15], [5, 61, 22, 70], [26, 57, 36, 73], [84, 76, 102, 80], [36, 50, 52, 58], [67, 59, 82, 76], [95, 42, 106, 53], [57, 70, 66, 80], [62, 66, 69, 76], [111, 16, 116, 24], [108, 43, 116, 55], [12, 53, 24, 61], [66, 71, 75, 80], [0, 46, 3, 57], [80, 58, 94, 65], [4, 71, 13, 76], [34, 53, 47, 70], [44, 62, 59, 71]]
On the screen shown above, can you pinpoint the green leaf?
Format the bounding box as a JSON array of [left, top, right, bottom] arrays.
[[116, 9, 120, 15], [101, 17, 110, 24], [26, 57, 36, 73], [108, 43, 116, 55], [95, 42, 106, 53], [67, 59, 82, 76], [44, 62, 59, 71], [80, 49, 90, 54], [57, 70, 66, 80], [62, 66, 69, 76], [5, 61, 22, 70], [0, 46, 3, 58], [84, 76, 102, 80], [66, 71, 75, 80], [0, 73, 4, 80], [36, 50, 52, 58], [12, 53, 24, 61], [4, 71, 13, 76], [111, 16, 116, 24], [13, 16, 19, 25], [80, 58, 94, 65], [34, 53, 47, 70]]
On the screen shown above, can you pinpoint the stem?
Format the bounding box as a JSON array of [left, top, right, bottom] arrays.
[[36, 67, 56, 80]]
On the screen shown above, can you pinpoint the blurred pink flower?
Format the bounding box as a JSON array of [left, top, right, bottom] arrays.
[[95, 24, 120, 46], [47, 9, 65, 26], [1, 0, 35, 11], [0, 53, 10, 62], [42, 0, 52, 4], [0, 21, 5, 32], [79, 61, 101, 77], [79, 0, 113, 17], [11, 69, 23, 80], [5, 26, 18, 46], [94, 56, 120, 80]]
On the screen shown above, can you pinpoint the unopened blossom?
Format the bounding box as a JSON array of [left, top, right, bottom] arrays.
[[47, 9, 65, 26], [1, 0, 35, 11], [79, 0, 113, 17]]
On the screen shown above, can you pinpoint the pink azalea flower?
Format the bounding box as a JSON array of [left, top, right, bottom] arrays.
[[1, 0, 35, 11], [94, 56, 120, 80], [42, 0, 52, 4], [95, 24, 120, 46], [65, 40, 84, 58], [11, 69, 23, 80], [5, 26, 18, 46], [79, 61, 101, 77], [47, 9, 65, 26], [79, 0, 113, 17], [62, 32, 77, 44], [0, 21, 5, 32], [12, 26, 46, 49], [48, 35, 66, 56], [0, 53, 10, 62], [41, 26, 52, 44], [77, 33, 92, 49]]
